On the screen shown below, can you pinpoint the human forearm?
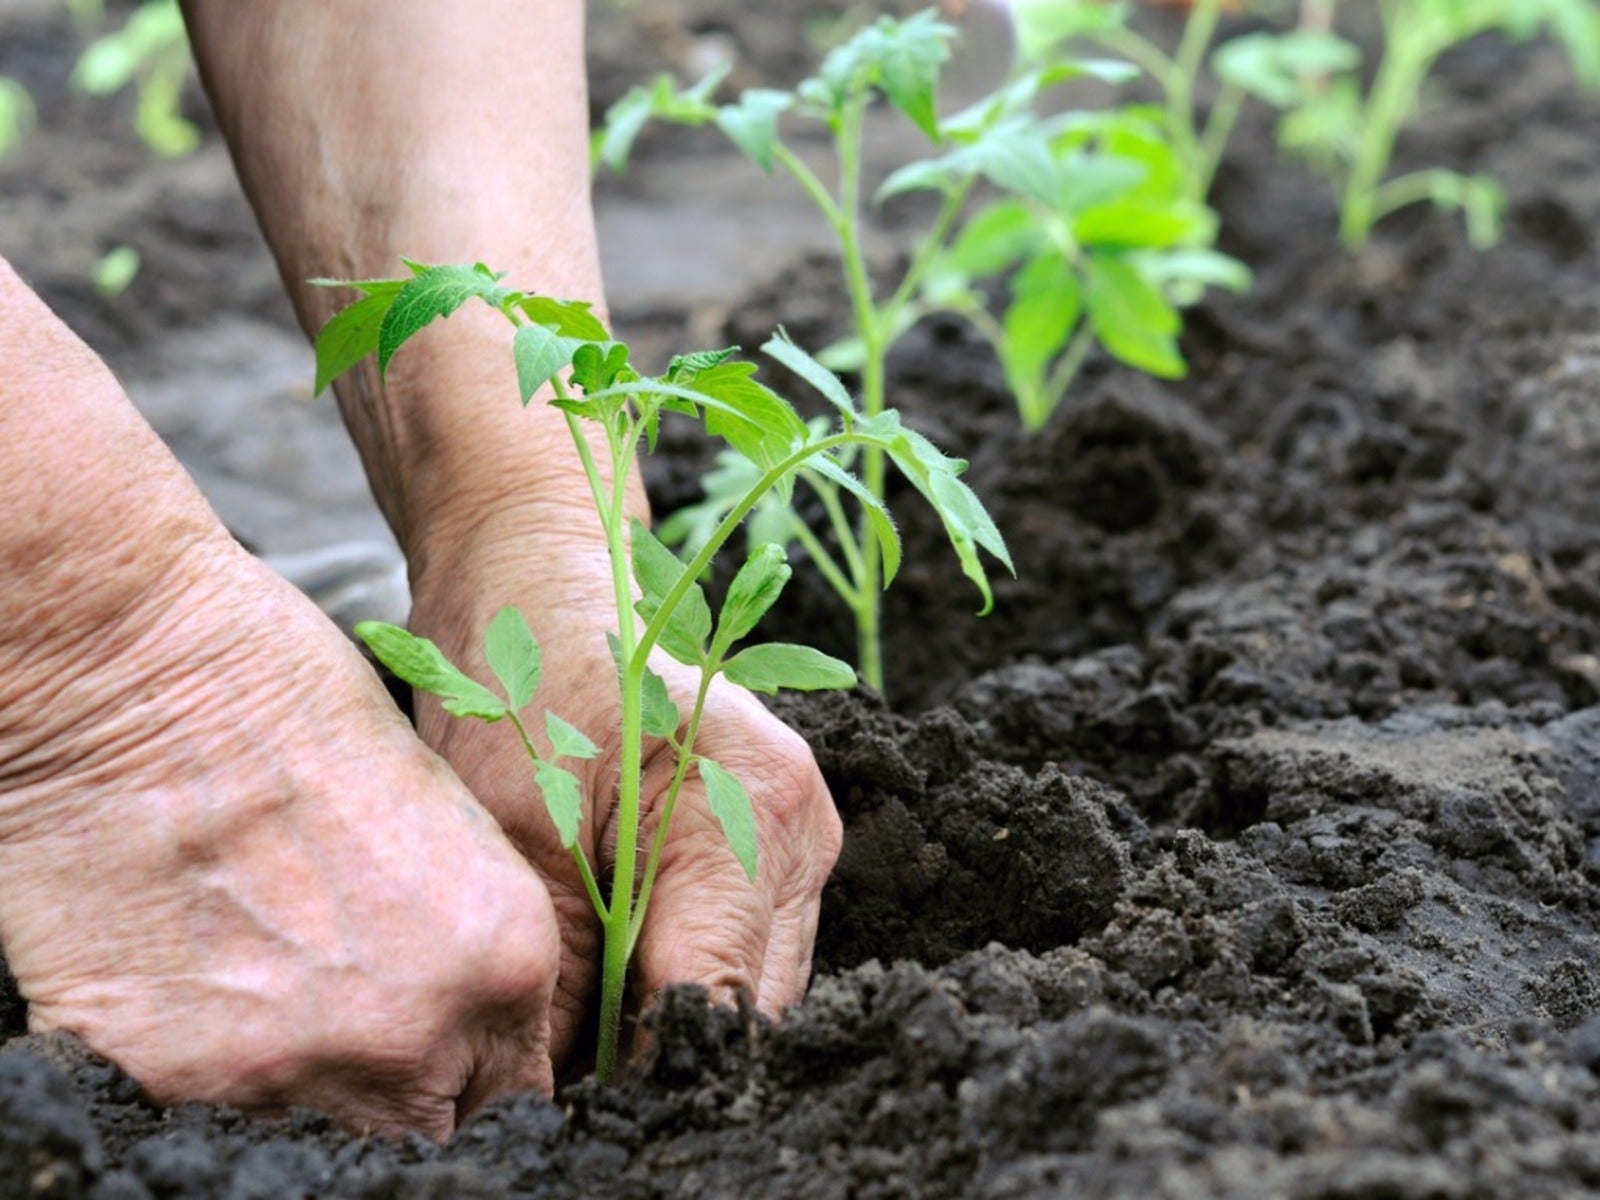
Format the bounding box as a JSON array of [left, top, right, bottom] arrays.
[[179, 0, 642, 564]]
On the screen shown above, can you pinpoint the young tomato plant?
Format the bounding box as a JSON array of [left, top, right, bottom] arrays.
[[312, 260, 1009, 1082], [1009, 0, 1359, 206], [1263, 0, 1600, 247], [597, 8, 1240, 684]]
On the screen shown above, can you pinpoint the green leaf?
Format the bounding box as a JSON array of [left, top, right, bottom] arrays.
[[570, 341, 634, 393], [313, 290, 398, 394], [377, 263, 510, 374], [484, 606, 541, 711], [1140, 248, 1253, 297], [1073, 199, 1207, 250], [715, 544, 791, 655], [1056, 153, 1149, 216], [516, 295, 611, 341], [723, 643, 858, 695], [817, 11, 955, 138], [546, 712, 599, 761], [876, 11, 953, 139], [696, 757, 758, 880], [641, 666, 681, 739], [761, 330, 857, 418], [513, 323, 578, 405], [716, 88, 793, 172], [878, 427, 1012, 612], [962, 120, 1061, 206], [656, 449, 768, 559], [596, 67, 728, 171], [878, 118, 1059, 206], [631, 519, 712, 664], [355, 621, 507, 720], [1212, 32, 1361, 108], [1003, 251, 1082, 384], [805, 455, 903, 587], [535, 762, 584, 849], [1011, 0, 1130, 62], [691, 360, 808, 469], [945, 200, 1040, 277], [1086, 255, 1185, 378], [596, 79, 663, 172], [667, 346, 740, 383]]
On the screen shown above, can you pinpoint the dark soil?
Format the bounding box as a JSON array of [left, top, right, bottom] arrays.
[[5, 2, 1600, 1197]]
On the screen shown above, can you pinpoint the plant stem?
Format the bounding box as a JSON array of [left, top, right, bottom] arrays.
[[1169, 0, 1224, 201], [551, 381, 644, 1085], [788, 500, 861, 609], [832, 94, 891, 691], [1194, 82, 1244, 199], [626, 670, 715, 955], [1339, 24, 1432, 247], [1035, 322, 1098, 430], [507, 711, 608, 918]]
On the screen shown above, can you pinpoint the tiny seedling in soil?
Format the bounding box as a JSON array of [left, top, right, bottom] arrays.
[[71, 0, 197, 159], [1264, 0, 1600, 247], [598, 7, 1241, 686], [0, 76, 34, 161], [313, 259, 1009, 1082]]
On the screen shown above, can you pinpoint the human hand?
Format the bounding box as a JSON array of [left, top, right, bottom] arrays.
[[406, 510, 843, 1069]]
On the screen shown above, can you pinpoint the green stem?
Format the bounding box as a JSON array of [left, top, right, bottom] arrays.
[[626, 669, 715, 955], [507, 711, 608, 920], [773, 141, 846, 234], [831, 93, 889, 691], [1368, 167, 1452, 223], [1169, 0, 1224, 202], [550, 376, 642, 1085], [813, 471, 868, 585], [1340, 28, 1434, 247], [1194, 82, 1244, 200], [788, 502, 861, 610], [638, 432, 864, 660], [1094, 27, 1177, 92], [882, 178, 974, 328], [1034, 322, 1098, 430]]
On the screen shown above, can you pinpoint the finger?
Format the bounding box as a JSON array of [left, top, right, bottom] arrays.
[[754, 874, 826, 1018], [631, 793, 775, 1010]]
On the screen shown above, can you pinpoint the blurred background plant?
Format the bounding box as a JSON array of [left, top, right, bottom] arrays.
[[1, 1, 195, 293], [70, 0, 197, 159], [0, 75, 35, 160]]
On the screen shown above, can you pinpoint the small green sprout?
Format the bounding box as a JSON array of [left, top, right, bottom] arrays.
[[93, 245, 141, 297], [597, 7, 1239, 685], [1263, 0, 1600, 247], [0, 76, 35, 162], [313, 260, 1009, 1082], [71, 0, 197, 159]]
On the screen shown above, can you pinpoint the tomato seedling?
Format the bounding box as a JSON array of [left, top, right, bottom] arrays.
[[597, 8, 1241, 685], [1263, 0, 1600, 247], [313, 260, 1009, 1082]]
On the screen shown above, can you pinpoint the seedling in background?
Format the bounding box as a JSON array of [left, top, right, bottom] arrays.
[[1261, 0, 1600, 247], [598, 8, 1241, 685], [71, 0, 198, 159], [0, 77, 34, 161], [1011, 0, 1360, 205], [314, 260, 1008, 1082]]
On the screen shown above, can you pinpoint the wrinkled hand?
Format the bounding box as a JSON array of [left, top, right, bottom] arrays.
[[0, 532, 563, 1141], [407, 515, 843, 1067]]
